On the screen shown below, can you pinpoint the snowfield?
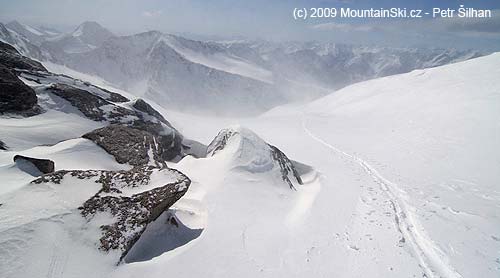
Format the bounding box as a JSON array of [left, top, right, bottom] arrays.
[[1, 51, 499, 278]]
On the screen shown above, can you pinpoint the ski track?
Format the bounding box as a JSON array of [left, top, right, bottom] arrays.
[[301, 117, 462, 278]]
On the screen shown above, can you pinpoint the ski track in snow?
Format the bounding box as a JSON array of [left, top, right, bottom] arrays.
[[301, 116, 462, 278]]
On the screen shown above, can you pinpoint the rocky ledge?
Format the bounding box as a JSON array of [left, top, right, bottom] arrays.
[[40, 83, 188, 163], [0, 41, 46, 115], [32, 165, 190, 261]]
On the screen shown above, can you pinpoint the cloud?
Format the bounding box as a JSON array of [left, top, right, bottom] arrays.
[[441, 10, 500, 34], [142, 10, 163, 18], [311, 22, 374, 32]]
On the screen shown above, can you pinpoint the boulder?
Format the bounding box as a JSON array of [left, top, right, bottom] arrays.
[[83, 125, 182, 167], [14, 155, 55, 175]]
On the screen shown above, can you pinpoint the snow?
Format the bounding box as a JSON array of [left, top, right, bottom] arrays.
[[1, 49, 499, 278], [22, 23, 43, 36], [160, 36, 274, 84], [143, 53, 499, 278]]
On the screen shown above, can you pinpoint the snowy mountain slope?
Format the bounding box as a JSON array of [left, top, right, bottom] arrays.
[[25, 21, 480, 114], [0, 41, 315, 278], [41, 21, 115, 55], [5, 21, 60, 45], [53, 31, 285, 115], [226, 40, 483, 91], [160, 35, 274, 83], [143, 53, 499, 278], [0, 23, 44, 60], [0, 20, 484, 114], [0, 43, 207, 277], [296, 53, 500, 278], [1, 35, 498, 278]]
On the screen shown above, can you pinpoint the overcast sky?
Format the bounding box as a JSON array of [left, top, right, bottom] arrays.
[[1, 0, 499, 51]]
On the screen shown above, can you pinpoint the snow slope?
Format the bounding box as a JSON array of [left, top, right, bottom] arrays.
[[150, 53, 500, 278], [1, 50, 498, 278]]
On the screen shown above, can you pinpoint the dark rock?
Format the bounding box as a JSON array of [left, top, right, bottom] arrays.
[[14, 155, 55, 174], [132, 99, 170, 125], [48, 83, 109, 121], [0, 64, 38, 113], [47, 83, 135, 122], [0, 41, 47, 72], [83, 125, 181, 167], [95, 86, 129, 103], [0, 40, 18, 55], [47, 83, 188, 163], [0, 140, 7, 150], [43, 82, 199, 163], [32, 165, 190, 261], [206, 128, 237, 156], [268, 144, 303, 190]]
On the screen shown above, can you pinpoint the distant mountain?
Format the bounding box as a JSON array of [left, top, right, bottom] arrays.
[[220, 40, 483, 90], [0, 23, 44, 59], [0, 20, 486, 114], [52, 31, 290, 115], [5, 20, 60, 45], [41, 21, 115, 56]]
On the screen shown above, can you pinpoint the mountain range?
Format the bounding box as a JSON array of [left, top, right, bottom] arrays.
[[0, 20, 485, 114]]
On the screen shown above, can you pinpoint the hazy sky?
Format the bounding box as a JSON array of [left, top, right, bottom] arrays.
[[1, 0, 499, 51]]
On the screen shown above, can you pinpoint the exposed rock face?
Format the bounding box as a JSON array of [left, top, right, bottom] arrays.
[[0, 64, 38, 113], [14, 155, 55, 174], [83, 125, 182, 167], [0, 41, 46, 72], [0, 140, 7, 150], [268, 145, 303, 189], [5, 59, 201, 164], [47, 83, 133, 121], [132, 98, 169, 125], [32, 165, 190, 261], [95, 86, 129, 103], [42, 83, 186, 164], [207, 126, 303, 189]]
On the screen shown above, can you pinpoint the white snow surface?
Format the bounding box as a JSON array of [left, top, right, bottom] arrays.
[[0, 53, 499, 278], [160, 36, 274, 84]]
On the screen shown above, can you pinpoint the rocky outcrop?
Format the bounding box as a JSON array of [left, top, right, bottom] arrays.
[[14, 155, 55, 175], [0, 64, 38, 113], [32, 165, 190, 261], [207, 126, 303, 189], [43, 83, 186, 164], [269, 145, 303, 189], [5, 61, 200, 164], [47, 83, 134, 122], [0, 41, 46, 72], [94, 85, 129, 103], [132, 98, 170, 125], [83, 125, 182, 167]]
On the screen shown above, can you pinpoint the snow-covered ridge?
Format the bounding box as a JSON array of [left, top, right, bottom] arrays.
[[159, 35, 274, 84]]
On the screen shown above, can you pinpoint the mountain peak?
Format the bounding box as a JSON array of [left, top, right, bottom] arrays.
[[72, 21, 112, 37], [6, 20, 22, 28]]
